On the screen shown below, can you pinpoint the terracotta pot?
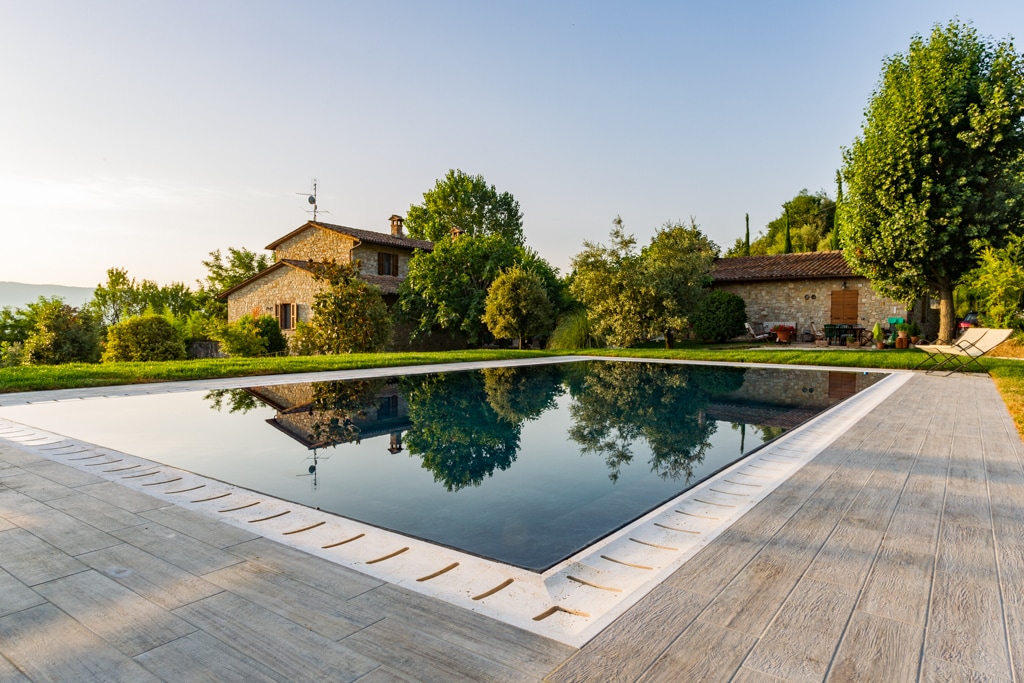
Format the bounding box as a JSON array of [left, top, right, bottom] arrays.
[[897, 331, 908, 339], [776, 329, 792, 343], [910, 336, 920, 344], [876, 342, 885, 350]]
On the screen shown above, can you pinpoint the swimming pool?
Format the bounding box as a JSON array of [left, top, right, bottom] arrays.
[[0, 359, 883, 571]]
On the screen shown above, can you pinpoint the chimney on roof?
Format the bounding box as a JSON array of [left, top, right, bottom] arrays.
[[389, 214, 404, 237], [450, 226, 465, 240]]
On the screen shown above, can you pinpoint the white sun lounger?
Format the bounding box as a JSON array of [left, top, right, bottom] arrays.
[[912, 327, 1012, 375]]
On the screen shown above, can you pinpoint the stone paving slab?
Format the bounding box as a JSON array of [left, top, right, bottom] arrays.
[[0, 370, 1021, 681]]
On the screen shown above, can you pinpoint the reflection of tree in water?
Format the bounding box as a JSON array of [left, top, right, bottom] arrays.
[[307, 379, 387, 447], [483, 364, 565, 423], [204, 389, 260, 414], [566, 362, 745, 483], [401, 365, 564, 492]]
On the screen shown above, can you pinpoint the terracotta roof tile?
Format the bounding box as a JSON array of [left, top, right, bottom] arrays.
[[266, 221, 433, 252], [712, 251, 854, 282]]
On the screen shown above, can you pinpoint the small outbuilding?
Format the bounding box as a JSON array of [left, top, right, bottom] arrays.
[[710, 251, 927, 338]]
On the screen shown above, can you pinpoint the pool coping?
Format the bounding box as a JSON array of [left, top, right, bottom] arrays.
[[0, 358, 912, 646]]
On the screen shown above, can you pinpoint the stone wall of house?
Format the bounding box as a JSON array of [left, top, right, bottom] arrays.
[[352, 244, 413, 278], [227, 266, 326, 326], [714, 277, 909, 332], [275, 227, 356, 262], [251, 383, 315, 409]]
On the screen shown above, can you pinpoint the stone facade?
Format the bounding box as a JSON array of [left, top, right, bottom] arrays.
[[224, 220, 431, 336], [226, 264, 325, 327], [720, 367, 880, 408], [714, 277, 909, 333]]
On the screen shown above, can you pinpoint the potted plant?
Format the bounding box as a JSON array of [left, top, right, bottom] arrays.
[[895, 322, 912, 339], [908, 320, 921, 344], [770, 324, 796, 343], [872, 322, 885, 349]]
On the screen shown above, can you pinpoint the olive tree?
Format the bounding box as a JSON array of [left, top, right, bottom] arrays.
[[841, 20, 1024, 342], [483, 265, 555, 348]]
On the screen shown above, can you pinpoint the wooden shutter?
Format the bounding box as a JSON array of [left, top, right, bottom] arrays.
[[274, 303, 281, 327], [830, 290, 858, 324], [391, 254, 399, 275], [290, 304, 297, 329], [377, 253, 385, 275]]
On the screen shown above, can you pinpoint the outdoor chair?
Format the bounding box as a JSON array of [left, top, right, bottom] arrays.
[[745, 322, 771, 342], [911, 327, 1012, 375], [809, 322, 826, 341]]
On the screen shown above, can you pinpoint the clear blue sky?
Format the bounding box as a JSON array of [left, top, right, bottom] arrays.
[[3, 1, 1023, 287]]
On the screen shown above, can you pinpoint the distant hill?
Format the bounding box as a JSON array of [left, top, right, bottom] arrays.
[[0, 282, 95, 310]]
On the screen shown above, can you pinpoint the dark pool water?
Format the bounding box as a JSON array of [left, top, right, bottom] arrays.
[[0, 361, 883, 571]]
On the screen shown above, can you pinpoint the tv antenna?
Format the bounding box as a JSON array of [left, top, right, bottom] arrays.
[[296, 178, 329, 221]]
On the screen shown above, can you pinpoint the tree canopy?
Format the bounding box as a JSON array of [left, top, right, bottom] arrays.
[[483, 265, 556, 348], [841, 20, 1024, 342], [299, 261, 392, 354], [405, 169, 524, 245], [196, 247, 272, 318], [570, 217, 717, 348], [725, 190, 836, 257], [398, 233, 563, 346]]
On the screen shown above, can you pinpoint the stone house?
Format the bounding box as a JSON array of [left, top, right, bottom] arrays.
[[222, 215, 433, 332], [710, 251, 917, 337]]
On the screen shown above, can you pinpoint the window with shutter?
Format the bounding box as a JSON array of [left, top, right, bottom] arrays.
[[275, 303, 296, 330]]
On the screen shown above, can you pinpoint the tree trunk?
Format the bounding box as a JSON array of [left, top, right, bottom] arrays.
[[664, 329, 674, 350], [938, 284, 955, 344]]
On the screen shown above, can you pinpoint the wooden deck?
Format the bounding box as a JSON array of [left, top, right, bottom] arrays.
[[1, 372, 1022, 682]]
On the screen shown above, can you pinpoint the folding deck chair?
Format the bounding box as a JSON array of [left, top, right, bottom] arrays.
[[745, 322, 771, 342], [911, 328, 1012, 375]]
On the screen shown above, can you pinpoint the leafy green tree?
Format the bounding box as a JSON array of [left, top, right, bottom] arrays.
[[570, 217, 716, 348], [89, 268, 142, 325], [398, 233, 519, 344], [302, 261, 392, 354], [483, 265, 555, 348], [405, 169, 524, 246], [841, 20, 1024, 342], [0, 296, 60, 344], [569, 218, 649, 348], [22, 300, 101, 364], [101, 315, 187, 362], [640, 219, 718, 348], [960, 234, 1024, 329], [482, 365, 565, 424], [692, 290, 748, 342], [745, 190, 836, 256]]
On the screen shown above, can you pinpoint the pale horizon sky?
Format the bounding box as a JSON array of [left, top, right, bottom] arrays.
[[3, 2, 1023, 288]]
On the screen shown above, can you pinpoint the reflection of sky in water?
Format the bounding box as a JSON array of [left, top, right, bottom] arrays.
[[0, 363, 880, 571]]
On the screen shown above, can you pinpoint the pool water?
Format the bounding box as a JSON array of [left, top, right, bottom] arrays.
[[0, 361, 882, 571]]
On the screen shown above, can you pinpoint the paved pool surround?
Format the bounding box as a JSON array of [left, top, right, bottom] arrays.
[[0, 357, 908, 646]]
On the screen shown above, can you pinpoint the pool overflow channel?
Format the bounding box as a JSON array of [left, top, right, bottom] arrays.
[[0, 357, 910, 646]]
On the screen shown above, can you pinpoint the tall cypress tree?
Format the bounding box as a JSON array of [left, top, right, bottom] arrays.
[[783, 207, 793, 254], [744, 213, 750, 256]]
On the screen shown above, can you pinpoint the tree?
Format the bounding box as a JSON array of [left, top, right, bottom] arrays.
[[569, 218, 649, 347], [301, 261, 392, 354], [570, 217, 716, 348], [744, 190, 836, 256], [639, 219, 718, 348], [483, 265, 556, 348], [960, 234, 1024, 329], [841, 20, 1024, 343], [22, 300, 101, 364], [89, 268, 197, 325], [405, 169, 524, 245], [398, 233, 520, 344]]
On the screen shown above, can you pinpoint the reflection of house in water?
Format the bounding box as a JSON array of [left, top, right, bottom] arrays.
[[244, 381, 411, 452], [707, 370, 878, 430]]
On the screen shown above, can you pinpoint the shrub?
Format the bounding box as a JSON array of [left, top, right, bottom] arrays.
[[22, 301, 101, 364], [213, 314, 286, 357], [304, 262, 392, 354], [0, 341, 24, 367], [101, 315, 187, 362], [692, 291, 747, 342]]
